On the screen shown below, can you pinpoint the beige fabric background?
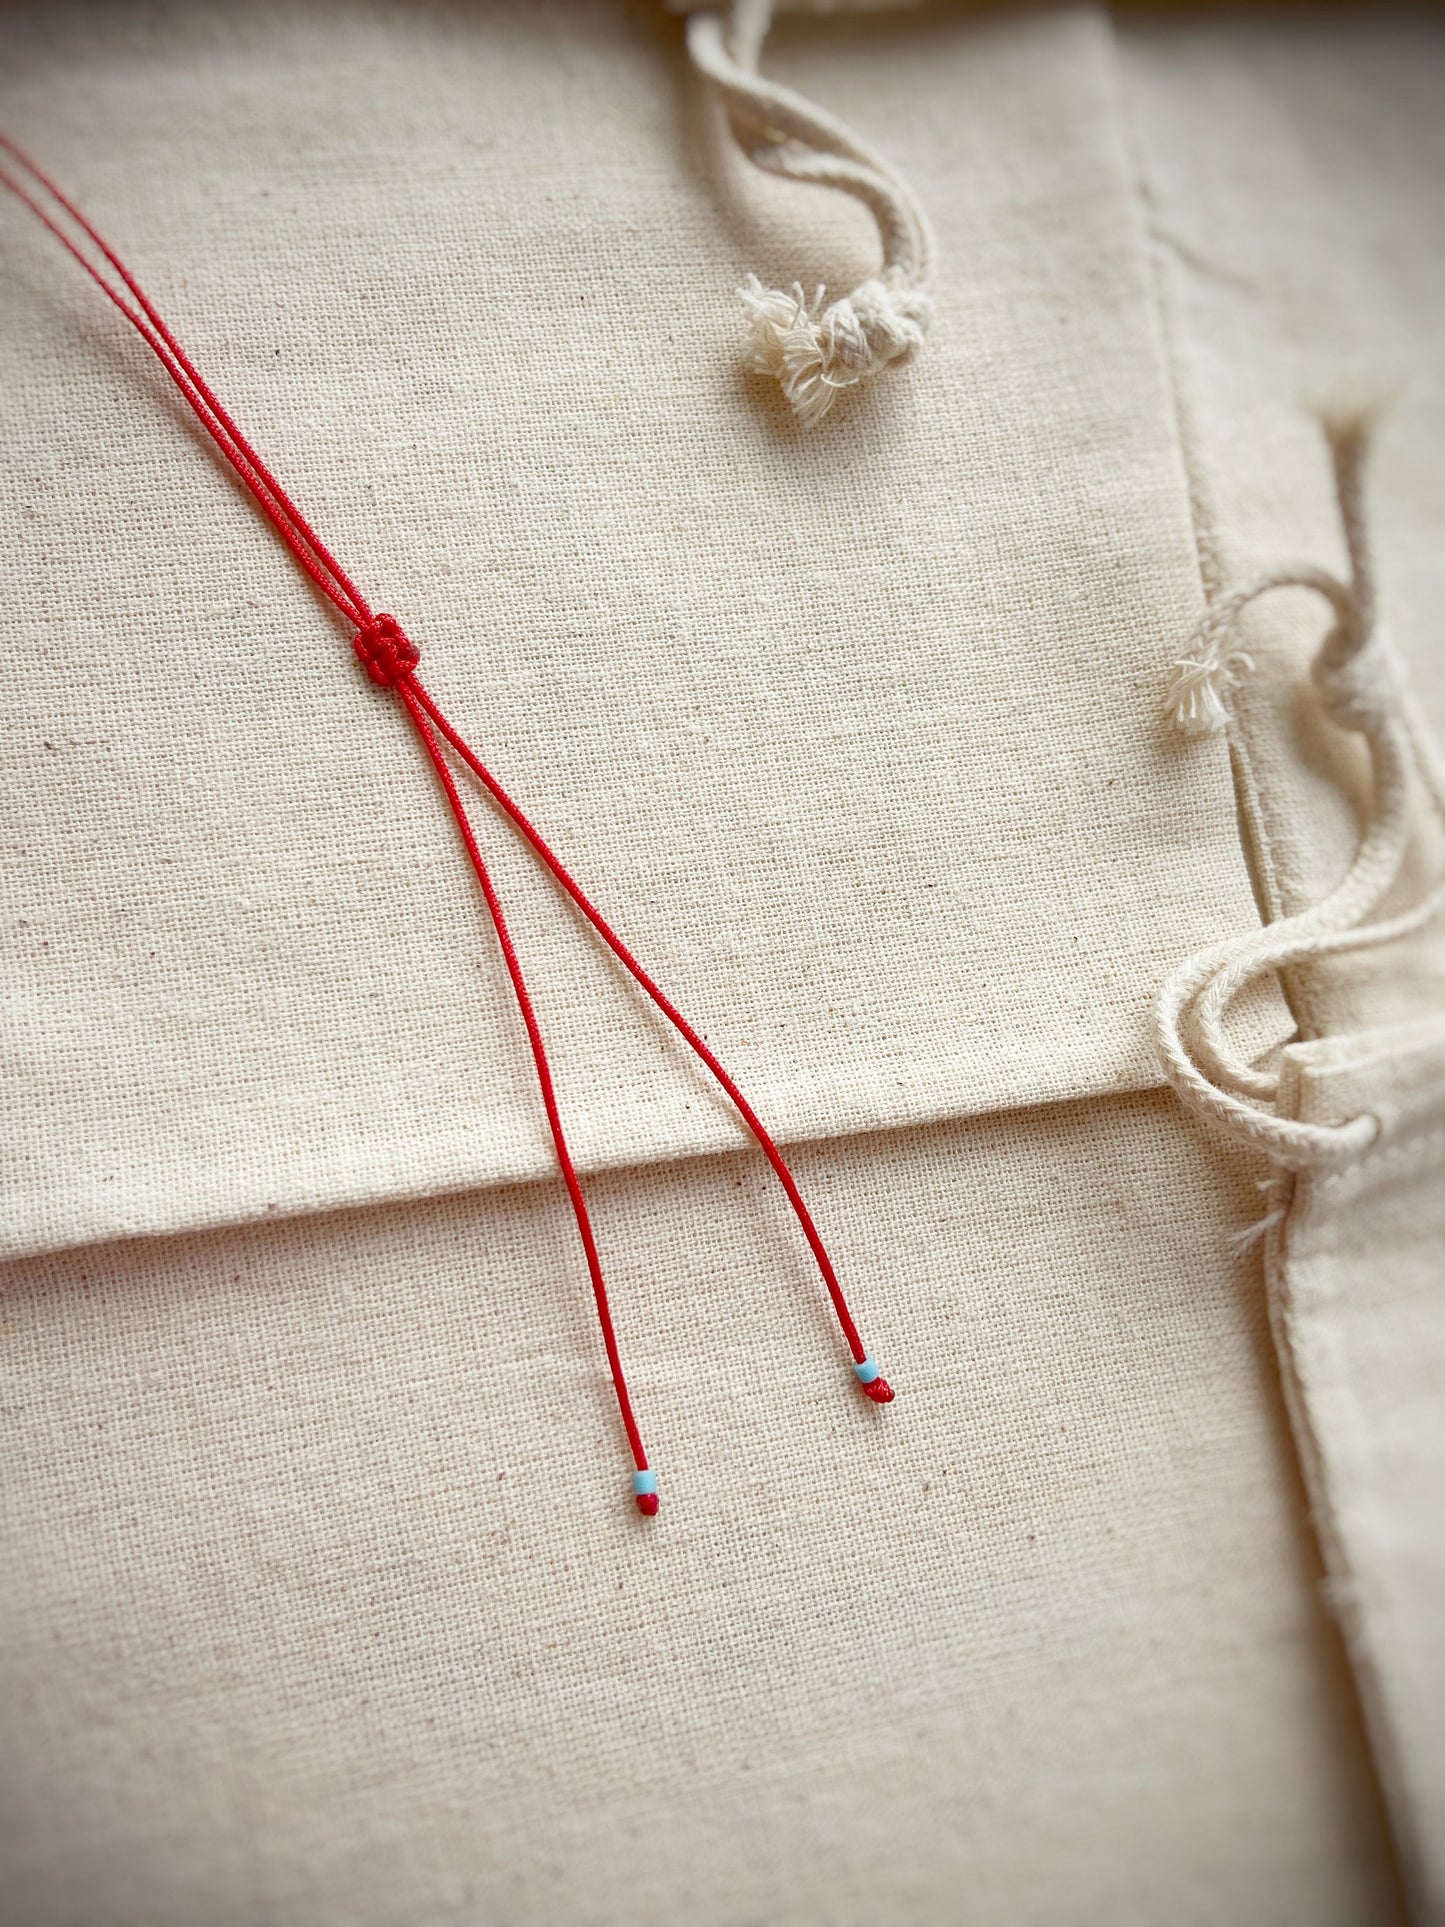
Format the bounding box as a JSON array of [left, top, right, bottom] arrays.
[[0, 1096, 1398, 1924], [1, 2, 1441, 1923]]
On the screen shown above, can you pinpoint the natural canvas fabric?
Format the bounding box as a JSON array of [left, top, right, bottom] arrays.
[[0, 1095, 1400, 1924]]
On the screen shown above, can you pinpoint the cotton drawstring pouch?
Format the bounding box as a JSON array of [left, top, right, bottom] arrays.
[[1, 6, 1415, 1920]]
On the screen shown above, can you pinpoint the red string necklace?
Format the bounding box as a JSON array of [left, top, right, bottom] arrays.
[[0, 136, 894, 1516]]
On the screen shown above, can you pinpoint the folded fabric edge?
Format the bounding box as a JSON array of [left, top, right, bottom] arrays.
[[0, 1019, 1285, 1266]]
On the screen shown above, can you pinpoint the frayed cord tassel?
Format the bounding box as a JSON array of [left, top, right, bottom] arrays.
[[1166, 643, 1254, 737]]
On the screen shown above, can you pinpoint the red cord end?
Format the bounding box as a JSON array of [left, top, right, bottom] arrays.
[[632, 1470, 659, 1515], [853, 1356, 894, 1402], [635, 1491, 660, 1516]]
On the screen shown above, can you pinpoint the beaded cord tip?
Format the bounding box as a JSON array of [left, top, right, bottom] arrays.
[[853, 1356, 895, 1404], [632, 1469, 660, 1517]]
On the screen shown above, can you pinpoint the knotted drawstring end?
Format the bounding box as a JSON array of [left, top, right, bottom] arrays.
[[632, 1469, 660, 1516], [739, 272, 933, 428], [853, 1355, 894, 1403], [1166, 641, 1255, 736], [689, 3, 937, 429]]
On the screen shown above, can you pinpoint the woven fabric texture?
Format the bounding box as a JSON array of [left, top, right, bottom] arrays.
[[1, 5, 1441, 1923], [0, 1092, 1398, 1925]]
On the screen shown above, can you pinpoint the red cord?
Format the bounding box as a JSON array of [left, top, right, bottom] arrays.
[[396, 678, 650, 1476], [0, 137, 894, 1506], [408, 682, 871, 1363]]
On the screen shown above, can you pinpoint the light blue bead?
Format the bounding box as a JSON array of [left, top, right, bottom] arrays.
[[632, 1469, 658, 1496], [854, 1357, 881, 1384]]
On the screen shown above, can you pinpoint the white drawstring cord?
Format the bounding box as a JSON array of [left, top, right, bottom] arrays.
[[1158, 405, 1445, 1169], [686, 0, 935, 426], [1189, 665, 1416, 1101]]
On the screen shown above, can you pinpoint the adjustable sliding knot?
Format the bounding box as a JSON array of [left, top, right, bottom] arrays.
[[354, 613, 420, 687]]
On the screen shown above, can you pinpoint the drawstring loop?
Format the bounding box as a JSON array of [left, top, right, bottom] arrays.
[[1158, 405, 1445, 1169], [687, 0, 935, 426]]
